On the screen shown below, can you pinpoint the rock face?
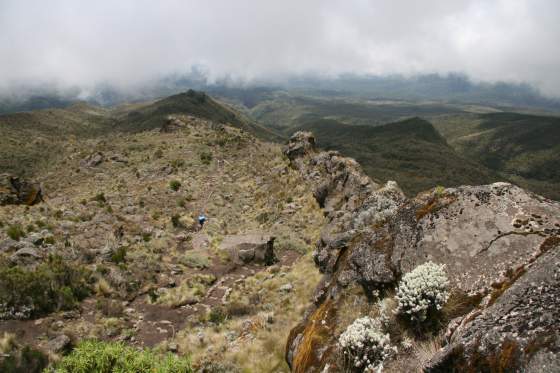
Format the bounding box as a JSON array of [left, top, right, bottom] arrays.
[[0, 174, 43, 206], [220, 234, 277, 265], [283, 131, 560, 373]]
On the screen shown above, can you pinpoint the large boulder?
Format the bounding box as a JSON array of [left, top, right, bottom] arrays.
[[425, 237, 560, 372], [220, 234, 276, 265], [0, 174, 43, 206]]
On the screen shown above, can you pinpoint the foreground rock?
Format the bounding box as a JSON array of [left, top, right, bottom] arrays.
[[220, 234, 277, 265], [283, 131, 560, 373], [0, 173, 43, 205]]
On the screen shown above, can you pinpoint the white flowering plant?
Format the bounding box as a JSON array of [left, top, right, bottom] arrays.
[[395, 261, 449, 322], [338, 316, 393, 372]]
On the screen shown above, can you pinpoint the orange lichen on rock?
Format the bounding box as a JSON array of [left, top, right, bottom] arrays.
[[292, 299, 336, 373]]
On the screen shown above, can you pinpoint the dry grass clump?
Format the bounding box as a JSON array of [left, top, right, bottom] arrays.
[[155, 274, 216, 308]]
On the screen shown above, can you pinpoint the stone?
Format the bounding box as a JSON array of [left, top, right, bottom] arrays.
[[220, 234, 277, 265], [46, 334, 71, 354], [279, 283, 293, 293], [80, 152, 104, 167], [0, 173, 43, 206]]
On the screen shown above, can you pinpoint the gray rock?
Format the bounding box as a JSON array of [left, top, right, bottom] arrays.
[[220, 234, 277, 265], [426, 242, 560, 372], [46, 334, 71, 353], [80, 152, 104, 167]]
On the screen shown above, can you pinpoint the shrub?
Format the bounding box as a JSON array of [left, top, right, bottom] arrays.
[[6, 225, 25, 241], [110, 247, 127, 264], [339, 316, 393, 372], [0, 256, 90, 319], [48, 340, 192, 373], [92, 193, 106, 205], [199, 151, 213, 165], [179, 252, 209, 269], [395, 261, 449, 322], [169, 180, 181, 191], [208, 306, 227, 324], [171, 214, 181, 228], [0, 345, 48, 373]]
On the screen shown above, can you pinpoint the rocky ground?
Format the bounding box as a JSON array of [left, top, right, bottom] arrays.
[[0, 116, 325, 371]]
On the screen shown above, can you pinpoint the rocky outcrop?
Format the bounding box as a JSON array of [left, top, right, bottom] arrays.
[[161, 116, 187, 133], [283, 131, 560, 373], [220, 234, 277, 265], [80, 152, 104, 167], [425, 237, 560, 373], [0, 174, 43, 206]]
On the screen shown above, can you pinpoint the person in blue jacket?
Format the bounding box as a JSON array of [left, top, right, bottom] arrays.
[[198, 214, 207, 229]]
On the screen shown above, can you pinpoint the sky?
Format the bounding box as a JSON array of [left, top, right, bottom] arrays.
[[1, 0, 559, 97]]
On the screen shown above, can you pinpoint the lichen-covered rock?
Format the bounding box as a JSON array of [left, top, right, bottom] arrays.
[[284, 131, 560, 373], [0, 173, 43, 206], [425, 238, 560, 373]]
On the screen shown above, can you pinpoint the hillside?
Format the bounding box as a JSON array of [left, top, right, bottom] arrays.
[[432, 112, 560, 200], [0, 90, 281, 179], [115, 90, 281, 141], [0, 110, 324, 372], [296, 117, 497, 196]]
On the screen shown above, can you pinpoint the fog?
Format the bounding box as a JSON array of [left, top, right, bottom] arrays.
[[1, 0, 559, 97]]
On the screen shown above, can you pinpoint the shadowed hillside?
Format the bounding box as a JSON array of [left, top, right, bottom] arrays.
[[433, 112, 560, 199], [296, 117, 497, 196]]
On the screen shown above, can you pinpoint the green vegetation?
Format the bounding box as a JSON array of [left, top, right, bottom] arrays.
[[0, 344, 48, 373], [0, 256, 90, 319], [91, 192, 106, 205], [6, 224, 25, 241], [110, 247, 127, 264], [199, 150, 213, 165], [433, 112, 560, 200], [48, 340, 192, 373], [169, 180, 182, 191]]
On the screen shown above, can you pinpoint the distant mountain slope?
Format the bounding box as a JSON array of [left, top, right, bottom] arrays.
[[0, 90, 280, 178], [296, 117, 497, 196], [0, 104, 113, 177], [434, 112, 560, 199], [114, 90, 281, 141]]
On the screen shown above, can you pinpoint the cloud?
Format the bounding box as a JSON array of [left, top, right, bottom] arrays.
[[0, 0, 559, 96]]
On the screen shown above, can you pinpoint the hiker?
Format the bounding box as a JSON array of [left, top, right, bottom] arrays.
[[198, 214, 207, 230]]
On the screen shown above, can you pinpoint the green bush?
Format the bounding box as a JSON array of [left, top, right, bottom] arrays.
[[110, 247, 127, 264], [171, 214, 181, 228], [0, 256, 91, 319], [169, 180, 182, 191], [91, 193, 106, 205], [208, 306, 227, 324], [6, 225, 25, 241], [199, 151, 213, 165], [48, 340, 192, 373]]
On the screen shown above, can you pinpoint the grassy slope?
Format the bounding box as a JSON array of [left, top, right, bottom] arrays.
[[115, 90, 282, 141], [297, 117, 498, 196], [432, 112, 560, 200], [0, 112, 324, 371], [0, 90, 281, 178]]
